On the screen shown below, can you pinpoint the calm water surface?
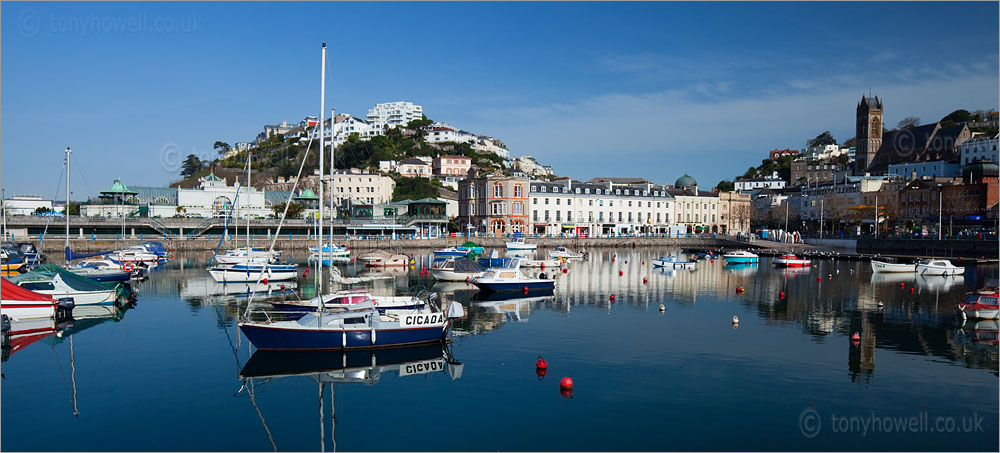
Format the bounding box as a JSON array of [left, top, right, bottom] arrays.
[[2, 248, 998, 451]]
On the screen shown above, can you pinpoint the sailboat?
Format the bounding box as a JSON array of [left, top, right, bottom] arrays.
[[208, 152, 297, 283], [238, 44, 465, 351]]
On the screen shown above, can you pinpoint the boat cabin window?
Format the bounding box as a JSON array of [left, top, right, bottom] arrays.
[[499, 272, 517, 279], [344, 316, 367, 325], [20, 282, 55, 291], [979, 296, 998, 305]]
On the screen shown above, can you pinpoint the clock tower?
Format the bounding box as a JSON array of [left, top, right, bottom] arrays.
[[854, 95, 883, 175]]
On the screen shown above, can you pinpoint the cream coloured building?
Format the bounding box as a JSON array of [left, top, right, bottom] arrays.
[[328, 169, 395, 216], [528, 179, 675, 237]]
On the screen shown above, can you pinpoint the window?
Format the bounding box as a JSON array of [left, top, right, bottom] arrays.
[[513, 202, 524, 215], [533, 198, 538, 205], [585, 188, 590, 194], [599, 200, 604, 206], [610, 200, 614, 207], [556, 211, 561, 221], [556, 199, 561, 205], [588, 212, 593, 221], [533, 211, 539, 221], [493, 183, 503, 198], [545, 210, 550, 221], [514, 184, 523, 198], [599, 212, 604, 222], [625, 189, 630, 195], [628, 212, 633, 222], [545, 198, 549, 205], [618, 212, 623, 222], [628, 201, 632, 207], [531, 185, 537, 192]]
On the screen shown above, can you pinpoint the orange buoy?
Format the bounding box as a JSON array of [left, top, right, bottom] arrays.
[[536, 356, 547, 369], [899, 282, 905, 288], [560, 376, 573, 389], [851, 332, 861, 341]]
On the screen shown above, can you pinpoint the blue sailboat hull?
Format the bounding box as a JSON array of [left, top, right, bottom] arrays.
[[474, 281, 555, 293], [239, 323, 448, 350]]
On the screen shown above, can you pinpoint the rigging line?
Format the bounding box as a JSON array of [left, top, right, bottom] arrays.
[[244, 130, 316, 310], [72, 157, 95, 203], [213, 304, 242, 373], [248, 380, 278, 452], [38, 165, 67, 253]]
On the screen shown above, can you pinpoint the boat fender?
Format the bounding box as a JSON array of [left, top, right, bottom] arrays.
[[817, 276, 821, 281], [536, 356, 547, 369], [342, 332, 347, 348], [465, 276, 471, 283], [371, 328, 376, 345], [539, 273, 546, 280]]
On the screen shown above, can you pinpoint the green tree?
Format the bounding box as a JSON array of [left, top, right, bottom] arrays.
[[214, 141, 231, 156], [941, 109, 972, 125], [181, 154, 203, 177], [66, 202, 80, 216], [33, 206, 52, 215], [715, 180, 734, 192], [842, 137, 856, 148], [806, 131, 836, 148], [271, 202, 304, 219], [392, 177, 439, 201], [741, 167, 758, 180]]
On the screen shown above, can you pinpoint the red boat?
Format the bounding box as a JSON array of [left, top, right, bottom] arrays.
[[956, 288, 999, 320], [773, 254, 811, 268]]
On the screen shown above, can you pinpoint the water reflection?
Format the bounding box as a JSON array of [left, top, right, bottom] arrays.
[[236, 343, 461, 452]]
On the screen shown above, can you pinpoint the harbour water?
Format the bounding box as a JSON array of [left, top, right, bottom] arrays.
[[2, 249, 997, 451]]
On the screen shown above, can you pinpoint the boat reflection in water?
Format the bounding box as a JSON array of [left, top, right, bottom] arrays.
[[472, 290, 555, 323], [724, 263, 758, 276], [237, 343, 462, 451]]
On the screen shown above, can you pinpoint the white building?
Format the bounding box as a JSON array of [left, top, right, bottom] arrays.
[[366, 101, 423, 129], [528, 179, 675, 237], [234, 142, 252, 152], [378, 160, 398, 173], [397, 158, 433, 177], [959, 135, 998, 165], [472, 136, 510, 159], [511, 156, 553, 178], [2, 195, 59, 216], [306, 114, 384, 146], [802, 144, 850, 161], [887, 160, 961, 180], [81, 173, 269, 219], [425, 125, 476, 145], [328, 169, 396, 215], [734, 176, 787, 191]]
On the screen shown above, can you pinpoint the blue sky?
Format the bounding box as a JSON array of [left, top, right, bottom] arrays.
[[2, 1, 997, 199]]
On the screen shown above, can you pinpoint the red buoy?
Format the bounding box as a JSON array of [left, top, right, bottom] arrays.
[[562, 268, 568, 273], [817, 276, 822, 281], [262, 278, 268, 285], [851, 332, 861, 341], [619, 270, 623, 276], [625, 260, 628, 264], [711, 259, 714, 263], [609, 294, 615, 301], [536, 356, 547, 369], [643, 277, 648, 284], [899, 282, 905, 288], [779, 291, 785, 299], [910, 287, 915, 293], [536, 368, 548, 380], [560, 387, 573, 399], [560, 376, 574, 389], [523, 286, 529, 293]]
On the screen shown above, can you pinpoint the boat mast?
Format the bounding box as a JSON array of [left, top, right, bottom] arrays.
[[247, 151, 251, 253], [330, 107, 335, 245], [65, 147, 71, 248], [318, 43, 327, 293]]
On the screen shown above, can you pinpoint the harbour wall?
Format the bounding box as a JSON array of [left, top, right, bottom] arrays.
[[803, 238, 858, 251], [38, 237, 752, 254]]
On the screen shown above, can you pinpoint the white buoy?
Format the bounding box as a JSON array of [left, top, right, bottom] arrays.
[[659, 303, 665, 312], [877, 301, 884, 308], [732, 315, 740, 324]]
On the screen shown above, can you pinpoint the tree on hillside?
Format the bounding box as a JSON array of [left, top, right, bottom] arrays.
[[405, 114, 432, 136], [896, 116, 920, 129], [842, 137, 856, 148], [181, 154, 203, 177], [742, 167, 759, 180], [806, 131, 837, 148], [715, 180, 734, 192], [941, 109, 972, 125], [392, 177, 439, 201], [214, 141, 231, 156]]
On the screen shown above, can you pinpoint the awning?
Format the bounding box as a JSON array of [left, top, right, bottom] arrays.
[[561, 224, 575, 229]]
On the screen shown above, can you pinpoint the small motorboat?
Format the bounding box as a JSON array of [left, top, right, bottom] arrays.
[[1, 249, 27, 277], [652, 256, 696, 269], [308, 243, 350, 258], [504, 236, 538, 251], [65, 258, 136, 282], [472, 258, 555, 293], [871, 260, 917, 273], [0, 277, 69, 320], [8, 264, 130, 306], [208, 263, 298, 283], [430, 257, 485, 281], [358, 250, 411, 267], [432, 246, 472, 258], [773, 254, 811, 268], [722, 251, 759, 264], [956, 287, 999, 320], [693, 250, 720, 260], [547, 247, 583, 260], [916, 259, 965, 276]]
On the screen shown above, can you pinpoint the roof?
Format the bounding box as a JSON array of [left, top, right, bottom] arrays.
[[868, 123, 969, 173], [131, 186, 179, 204], [436, 155, 470, 160], [203, 172, 223, 182], [394, 197, 446, 205], [398, 157, 430, 165], [265, 191, 293, 206], [100, 179, 138, 196], [675, 173, 697, 188], [586, 176, 650, 184], [295, 189, 318, 200]]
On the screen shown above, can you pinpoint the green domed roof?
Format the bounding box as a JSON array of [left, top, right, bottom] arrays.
[[100, 179, 137, 195], [296, 189, 318, 200], [675, 173, 697, 188]]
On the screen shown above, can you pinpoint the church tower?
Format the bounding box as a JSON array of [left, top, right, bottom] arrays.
[[854, 95, 883, 175]]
